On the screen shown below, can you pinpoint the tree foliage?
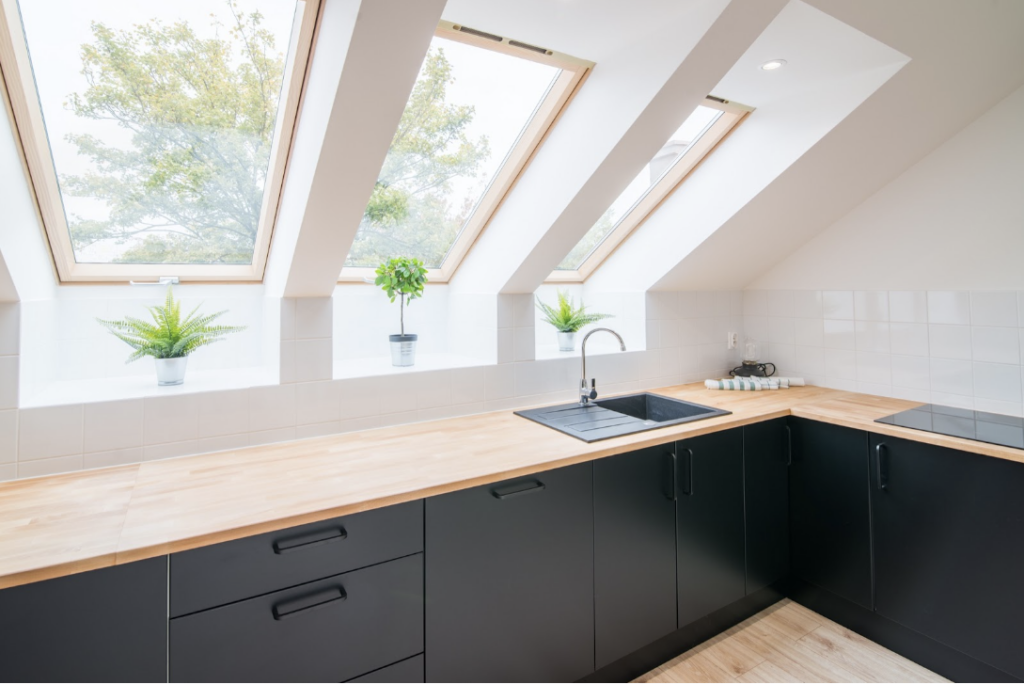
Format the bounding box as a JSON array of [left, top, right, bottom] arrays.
[[346, 47, 490, 269], [63, 4, 284, 264], [98, 286, 245, 361]]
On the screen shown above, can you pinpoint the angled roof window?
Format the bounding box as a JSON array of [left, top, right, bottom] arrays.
[[549, 98, 749, 282], [0, 0, 320, 282], [340, 22, 591, 282]]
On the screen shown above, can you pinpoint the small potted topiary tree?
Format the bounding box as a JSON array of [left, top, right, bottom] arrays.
[[98, 286, 245, 386], [536, 289, 613, 352], [375, 256, 428, 367]]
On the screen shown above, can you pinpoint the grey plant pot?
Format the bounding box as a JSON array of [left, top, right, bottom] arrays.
[[155, 357, 188, 386], [389, 334, 418, 367], [557, 331, 576, 352]]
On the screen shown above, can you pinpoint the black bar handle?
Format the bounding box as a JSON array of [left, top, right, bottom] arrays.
[[785, 424, 793, 466], [682, 447, 694, 496], [492, 479, 545, 500], [272, 586, 346, 620], [664, 450, 678, 501], [273, 526, 347, 554], [876, 443, 889, 491]]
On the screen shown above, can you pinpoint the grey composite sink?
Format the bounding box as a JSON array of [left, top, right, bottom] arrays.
[[514, 392, 731, 442]]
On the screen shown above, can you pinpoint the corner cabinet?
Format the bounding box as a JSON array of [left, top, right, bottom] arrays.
[[675, 429, 746, 627], [0, 557, 168, 683], [594, 443, 678, 668], [788, 418, 872, 609], [425, 462, 595, 683], [870, 434, 1024, 680], [743, 418, 790, 593]]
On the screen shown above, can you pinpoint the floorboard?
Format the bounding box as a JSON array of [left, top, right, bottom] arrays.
[[633, 599, 948, 683]]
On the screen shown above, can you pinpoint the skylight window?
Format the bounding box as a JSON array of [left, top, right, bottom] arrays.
[[549, 98, 749, 282], [0, 0, 319, 281], [340, 22, 591, 283]]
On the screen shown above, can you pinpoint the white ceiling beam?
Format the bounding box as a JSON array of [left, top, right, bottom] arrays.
[[265, 0, 446, 298], [452, 0, 786, 296]]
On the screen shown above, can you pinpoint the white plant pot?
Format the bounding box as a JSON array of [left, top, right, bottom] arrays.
[[390, 334, 418, 367], [557, 331, 576, 352], [155, 357, 188, 386]]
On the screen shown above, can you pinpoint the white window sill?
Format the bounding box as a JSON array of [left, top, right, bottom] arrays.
[[20, 366, 278, 408], [333, 353, 492, 379], [534, 343, 635, 361]]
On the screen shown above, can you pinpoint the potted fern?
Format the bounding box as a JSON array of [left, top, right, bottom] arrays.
[[98, 286, 245, 386], [536, 290, 613, 352], [375, 256, 428, 367]]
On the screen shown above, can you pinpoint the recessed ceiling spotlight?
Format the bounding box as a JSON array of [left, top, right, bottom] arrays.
[[760, 59, 787, 71]]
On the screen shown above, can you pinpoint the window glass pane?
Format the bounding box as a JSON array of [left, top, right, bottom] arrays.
[[345, 35, 561, 270], [18, 0, 299, 265], [555, 105, 722, 271]]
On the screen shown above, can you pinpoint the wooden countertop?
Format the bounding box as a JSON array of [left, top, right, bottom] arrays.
[[2, 384, 1023, 590]]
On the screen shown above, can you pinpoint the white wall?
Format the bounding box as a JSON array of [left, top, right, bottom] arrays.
[[741, 85, 1024, 415], [750, 83, 1024, 291]]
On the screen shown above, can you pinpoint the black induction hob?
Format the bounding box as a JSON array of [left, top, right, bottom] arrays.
[[875, 403, 1024, 450]]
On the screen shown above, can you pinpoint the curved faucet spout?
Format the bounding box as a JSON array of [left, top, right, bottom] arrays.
[[580, 327, 626, 405]]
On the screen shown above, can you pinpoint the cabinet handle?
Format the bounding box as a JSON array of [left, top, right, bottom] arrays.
[[682, 447, 694, 496], [272, 526, 347, 554], [492, 478, 545, 499], [272, 586, 346, 620], [876, 443, 889, 491], [785, 424, 793, 466], [664, 450, 678, 501]]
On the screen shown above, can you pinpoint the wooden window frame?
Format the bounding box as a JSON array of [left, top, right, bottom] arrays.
[[546, 98, 751, 284], [338, 20, 592, 285], [0, 0, 322, 283]]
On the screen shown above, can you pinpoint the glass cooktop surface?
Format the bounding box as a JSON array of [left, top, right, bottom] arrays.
[[875, 403, 1024, 450]]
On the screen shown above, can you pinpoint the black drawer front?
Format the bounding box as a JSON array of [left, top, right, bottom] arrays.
[[170, 554, 424, 682], [171, 500, 422, 616], [347, 655, 424, 683]]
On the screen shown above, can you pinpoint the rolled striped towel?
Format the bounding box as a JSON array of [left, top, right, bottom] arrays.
[[705, 377, 781, 391]]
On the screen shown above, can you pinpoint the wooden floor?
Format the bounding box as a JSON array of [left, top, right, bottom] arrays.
[[635, 599, 948, 683]]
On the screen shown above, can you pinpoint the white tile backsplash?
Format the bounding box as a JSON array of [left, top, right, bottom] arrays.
[[84, 400, 144, 453], [888, 291, 928, 323], [757, 289, 1024, 417], [970, 291, 1018, 327], [144, 395, 199, 445], [0, 410, 16, 464], [854, 291, 889, 322], [18, 405, 83, 461], [928, 291, 972, 325]]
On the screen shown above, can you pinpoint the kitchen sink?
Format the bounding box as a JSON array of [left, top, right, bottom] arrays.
[[514, 392, 730, 442]]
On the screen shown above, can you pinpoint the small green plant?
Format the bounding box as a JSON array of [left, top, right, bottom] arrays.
[[98, 286, 245, 363], [536, 289, 612, 333], [375, 256, 429, 336]]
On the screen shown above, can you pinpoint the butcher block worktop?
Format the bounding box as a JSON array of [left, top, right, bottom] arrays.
[[2, 383, 1022, 590]]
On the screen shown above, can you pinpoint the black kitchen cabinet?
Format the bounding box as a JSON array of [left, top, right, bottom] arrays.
[[594, 443, 678, 668], [788, 418, 872, 609], [0, 557, 167, 683], [675, 428, 746, 627], [425, 462, 594, 683], [870, 433, 1024, 680], [171, 554, 423, 682], [743, 418, 790, 593]]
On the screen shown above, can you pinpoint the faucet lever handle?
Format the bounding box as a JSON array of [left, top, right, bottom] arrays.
[[588, 378, 598, 401]]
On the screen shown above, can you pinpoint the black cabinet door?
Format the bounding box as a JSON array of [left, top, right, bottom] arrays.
[[0, 557, 167, 683], [425, 462, 594, 683], [594, 444, 677, 668], [788, 418, 872, 609], [676, 428, 746, 627], [744, 418, 790, 593], [871, 434, 1024, 679]]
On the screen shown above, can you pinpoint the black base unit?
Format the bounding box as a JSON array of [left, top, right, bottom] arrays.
[[0, 557, 167, 683]]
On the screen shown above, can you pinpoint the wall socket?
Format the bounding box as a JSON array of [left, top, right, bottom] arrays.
[[727, 332, 738, 349]]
